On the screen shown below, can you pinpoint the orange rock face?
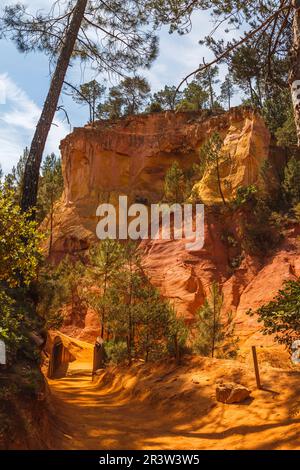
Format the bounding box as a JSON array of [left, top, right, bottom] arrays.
[[48, 108, 300, 349], [141, 221, 300, 353], [49, 107, 273, 256]]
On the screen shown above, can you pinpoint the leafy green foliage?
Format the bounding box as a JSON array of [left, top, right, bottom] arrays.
[[262, 90, 297, 144], [36, 255, 88, 333], [293, 202, 300, 222], [241, 196, 281, 255], [193, 282, 238, 358], [35, 266, 66, 331], [0, 187, 43, 288], [232, 178, 282, 256], [0, 186, 44, 363], [0, 290, 27, 360], [1, 1, 159, 213], [234, 185, 258, 207], [2, 150, 64, 229], [282, 156, 300, 206], [248, 280, 300, 347], [275, 111, 298, 147], [135, 286, 171, 361], [105, 340, 128, 365], [230, 45, 263, 107], [103, 242, 149, 362], [258, 159, 279, 206], [150, 1, 295, 139], [55, 257, 85, 311]]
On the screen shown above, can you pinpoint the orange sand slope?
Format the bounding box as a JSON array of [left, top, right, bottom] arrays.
[[47, 337, 300, 451]]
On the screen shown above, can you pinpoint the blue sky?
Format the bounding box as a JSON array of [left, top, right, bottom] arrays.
[[0, 0, 239, 173]]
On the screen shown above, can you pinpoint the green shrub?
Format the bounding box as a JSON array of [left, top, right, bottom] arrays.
[[282, 156, 300, 206], [233, 185, 257, 207], [234, 187, 282, 256], [105, 340, 128, 365], [0, 186, 45, 364], [275, 112, 297, 147], [247, 280, 300, 347], [0, 290, 27, 362]]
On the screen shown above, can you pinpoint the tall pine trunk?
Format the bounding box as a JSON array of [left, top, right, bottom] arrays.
[[290, 1, 300, 146], [21, 0, 88, 213]]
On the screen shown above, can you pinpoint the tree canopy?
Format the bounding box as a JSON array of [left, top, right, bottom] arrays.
[[248, 280, 300, 347]]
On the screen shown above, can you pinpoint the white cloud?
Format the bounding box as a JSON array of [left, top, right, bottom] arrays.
[[0, 73, 69, 173], [0, 0, 64, 12]]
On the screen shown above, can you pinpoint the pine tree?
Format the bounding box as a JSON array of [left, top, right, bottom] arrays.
[[193, 282, 238, 358], [198, 133, 229, 206], [156, 1, 300, 143], [230, 46, 263, 107], [4, 148, 28, 201], [196, 65, 219, 110], [276, 106, 297, 147], [166, 305, 188, 364], [98, 76, 151, 119], [87, 240, 124, 339], [54, 257, 86, 318], [0, 1, 158, 212], [178, 80, 209, 111], [36, 256, 86, 332], [149, 85, 183, 111], [85, 240, 188, 363], [70, 80, 106, 123], [107, 242, 143, 363], [37, 154, 64, 254], [163, 161, 188, 203], [135, 286, 170, 362], [220, 74, 235, 110]]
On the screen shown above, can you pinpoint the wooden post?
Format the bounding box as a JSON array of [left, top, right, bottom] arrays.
[[252, 346, 261, 389], [92, 337, 105, 381]]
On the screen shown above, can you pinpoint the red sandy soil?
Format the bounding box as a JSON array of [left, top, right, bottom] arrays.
[[46, 337, 300, 450]]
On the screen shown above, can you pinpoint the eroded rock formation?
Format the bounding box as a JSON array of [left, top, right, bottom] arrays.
[[47, 107, 300, 351], [49, 107, 273, 257]]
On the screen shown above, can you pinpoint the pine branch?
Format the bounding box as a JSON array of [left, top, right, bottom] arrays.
[[174, 3, 292, 99]]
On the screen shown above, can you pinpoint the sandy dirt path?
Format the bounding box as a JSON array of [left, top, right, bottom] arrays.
[[47, 350, 300, 450]]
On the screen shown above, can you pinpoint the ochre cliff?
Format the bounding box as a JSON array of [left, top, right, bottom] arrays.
[[47, 108, 300, 355], [50, 107, 274, 257], [141, 220, 300, 356]]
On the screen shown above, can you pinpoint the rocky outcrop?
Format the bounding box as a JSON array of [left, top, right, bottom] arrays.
[[48, 107, 276, 258], [141, 215, 300, 353], [46, 108, 300, 352], [193, 110, 271, 204]]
